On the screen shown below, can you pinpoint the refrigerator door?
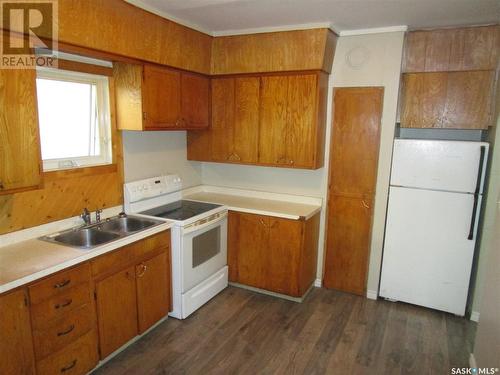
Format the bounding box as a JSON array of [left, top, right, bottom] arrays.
[[379, 186, 480, 316], [391, 139, 489, 193]]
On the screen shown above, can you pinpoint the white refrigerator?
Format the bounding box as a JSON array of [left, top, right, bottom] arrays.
[[379, 139, 489, 316]]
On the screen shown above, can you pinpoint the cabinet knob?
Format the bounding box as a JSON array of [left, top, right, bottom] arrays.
[[289, 160, 294, 165], [259, 219, 268, 227], [361, 200, 370, 209], [137, 264, 147, 278]]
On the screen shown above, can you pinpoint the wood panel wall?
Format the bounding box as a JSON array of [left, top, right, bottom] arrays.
[[54, 0, 213, 74], [0, 80, 123, 235], [211, 29, 337, 74]]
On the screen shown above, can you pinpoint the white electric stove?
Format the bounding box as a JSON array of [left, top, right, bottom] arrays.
[[124, 175, 228, 319]]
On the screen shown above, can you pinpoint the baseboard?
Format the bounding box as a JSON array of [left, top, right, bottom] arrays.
[[469, 353, 477, 369], [366, 290, 378, 300], [314, 278, 322, 287], [470, 311, 480, 322]]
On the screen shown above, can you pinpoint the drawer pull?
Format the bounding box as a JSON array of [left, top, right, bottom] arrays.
[[57, 324, 75, 336], [54, 279, 71, 289], [60, 359, 77, 373], [55, 299, 73, 309], [137, 264, 147, 278]]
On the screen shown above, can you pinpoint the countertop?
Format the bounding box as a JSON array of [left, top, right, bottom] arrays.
[[183, 186, 322, 220], [0, 221, 172, 294]]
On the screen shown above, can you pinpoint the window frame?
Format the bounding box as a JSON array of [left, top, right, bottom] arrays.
[[35, 67, 113, 171]]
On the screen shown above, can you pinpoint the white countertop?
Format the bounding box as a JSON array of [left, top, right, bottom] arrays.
[[0, 220, 173, 295], [183, 186, 322, 220]]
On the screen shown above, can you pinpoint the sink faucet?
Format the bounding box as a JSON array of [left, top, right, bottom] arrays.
[[95, 209, 103, 223], [80, 208, 91, 225]]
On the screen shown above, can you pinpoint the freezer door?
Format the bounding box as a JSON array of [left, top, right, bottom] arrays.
[[391, 139, 488, 193], [379, 186, 480, 315]]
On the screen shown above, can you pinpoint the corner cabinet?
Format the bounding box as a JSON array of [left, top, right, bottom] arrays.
[[0, 68, 42, 195], [228, 211, 320, 297], [187, 71, 328, 169], [114, 63, 209, 131]]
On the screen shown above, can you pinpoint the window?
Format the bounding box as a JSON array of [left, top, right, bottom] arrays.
[[36, 68, 112, 171]]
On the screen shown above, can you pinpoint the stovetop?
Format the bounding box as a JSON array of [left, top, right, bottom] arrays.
[[138, 200, 222, 221]]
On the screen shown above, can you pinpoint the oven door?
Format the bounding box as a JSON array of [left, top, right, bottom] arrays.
[[181, 211, 228, 293]]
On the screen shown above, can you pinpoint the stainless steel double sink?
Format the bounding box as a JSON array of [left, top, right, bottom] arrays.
[[40, 214, 163, 250]]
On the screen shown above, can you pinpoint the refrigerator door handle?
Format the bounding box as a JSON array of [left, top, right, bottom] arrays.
[[468, 146, 486, 241]]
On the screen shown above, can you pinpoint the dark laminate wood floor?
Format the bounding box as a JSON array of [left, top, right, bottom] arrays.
[[93, 286, 476, 375]]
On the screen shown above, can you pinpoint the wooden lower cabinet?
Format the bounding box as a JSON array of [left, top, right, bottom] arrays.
[[228, 211, 319, 297], [136, 252, 171, 333], [95, 266, 139, 358], [0, 289, 36, 375], [36, 330, 98, 375], [93, 230, 171, 359]]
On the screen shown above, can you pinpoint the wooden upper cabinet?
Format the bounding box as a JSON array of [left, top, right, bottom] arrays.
[[401, 71, 495, 129], [403, 25, 500, 72], [188, 76, 260, 164], [114, 62, 209, 131], [0, 289, 36, 375], [181, 72, 210, 128], [259, 72, 326, 168], [142, 65, 181, 128], [188, 71, 327, 169], [0, 68, 42, 195]]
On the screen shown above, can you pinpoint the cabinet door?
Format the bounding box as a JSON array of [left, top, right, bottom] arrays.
[[233, 77, 260, 163], [211, 77, 234, 161], [330, 87, 383, 197], [441, 71, 494, 129], [229, 212, 268, 289], [181, 72, 209, 129], [259, 75, 288, 165], [400, 72, 448, 128], [267, 217, 302, 296], [0, 289, 35, 375], [142, 65, 181, 129], [95, 266, 138, 358], [286, 74, 317, 168], [0, 68, 41, 194], [324, 196, 374, 296], [136, 252, 170, 333]]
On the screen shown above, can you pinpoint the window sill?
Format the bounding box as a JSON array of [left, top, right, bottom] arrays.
[[44, 164, 118, 181]]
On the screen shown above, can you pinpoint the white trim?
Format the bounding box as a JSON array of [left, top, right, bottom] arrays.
[[55, 51, 112, 67], [339, 25, 408, 36], [314, 278, 322, 287], [212, 23, 335, 37], [470, 311, 480, 322], [469, 353, 477, 369], [36, 68, 113, 171], [123, 0, 213, 35], [367, 290, 378, 300]]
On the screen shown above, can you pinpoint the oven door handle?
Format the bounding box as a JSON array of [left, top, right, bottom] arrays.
[[182, 211, 227, 235]]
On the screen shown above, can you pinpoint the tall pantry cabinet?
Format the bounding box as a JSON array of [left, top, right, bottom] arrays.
[[323, 87, 384, 295]]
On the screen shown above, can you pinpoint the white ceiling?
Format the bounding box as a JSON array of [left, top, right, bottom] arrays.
[[125, 0, 500, 36]]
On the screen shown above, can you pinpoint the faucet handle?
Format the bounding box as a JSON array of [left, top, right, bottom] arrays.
[[95, 209, 103, 223], [80, 208, 91, 225]]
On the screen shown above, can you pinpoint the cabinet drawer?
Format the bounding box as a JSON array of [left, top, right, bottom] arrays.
[[36, 329, 98, 375], [91, 230, 170, 277], [31, 282, 92, 328], [33, 304, 95, 360], [29, 263, 91, 304]]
